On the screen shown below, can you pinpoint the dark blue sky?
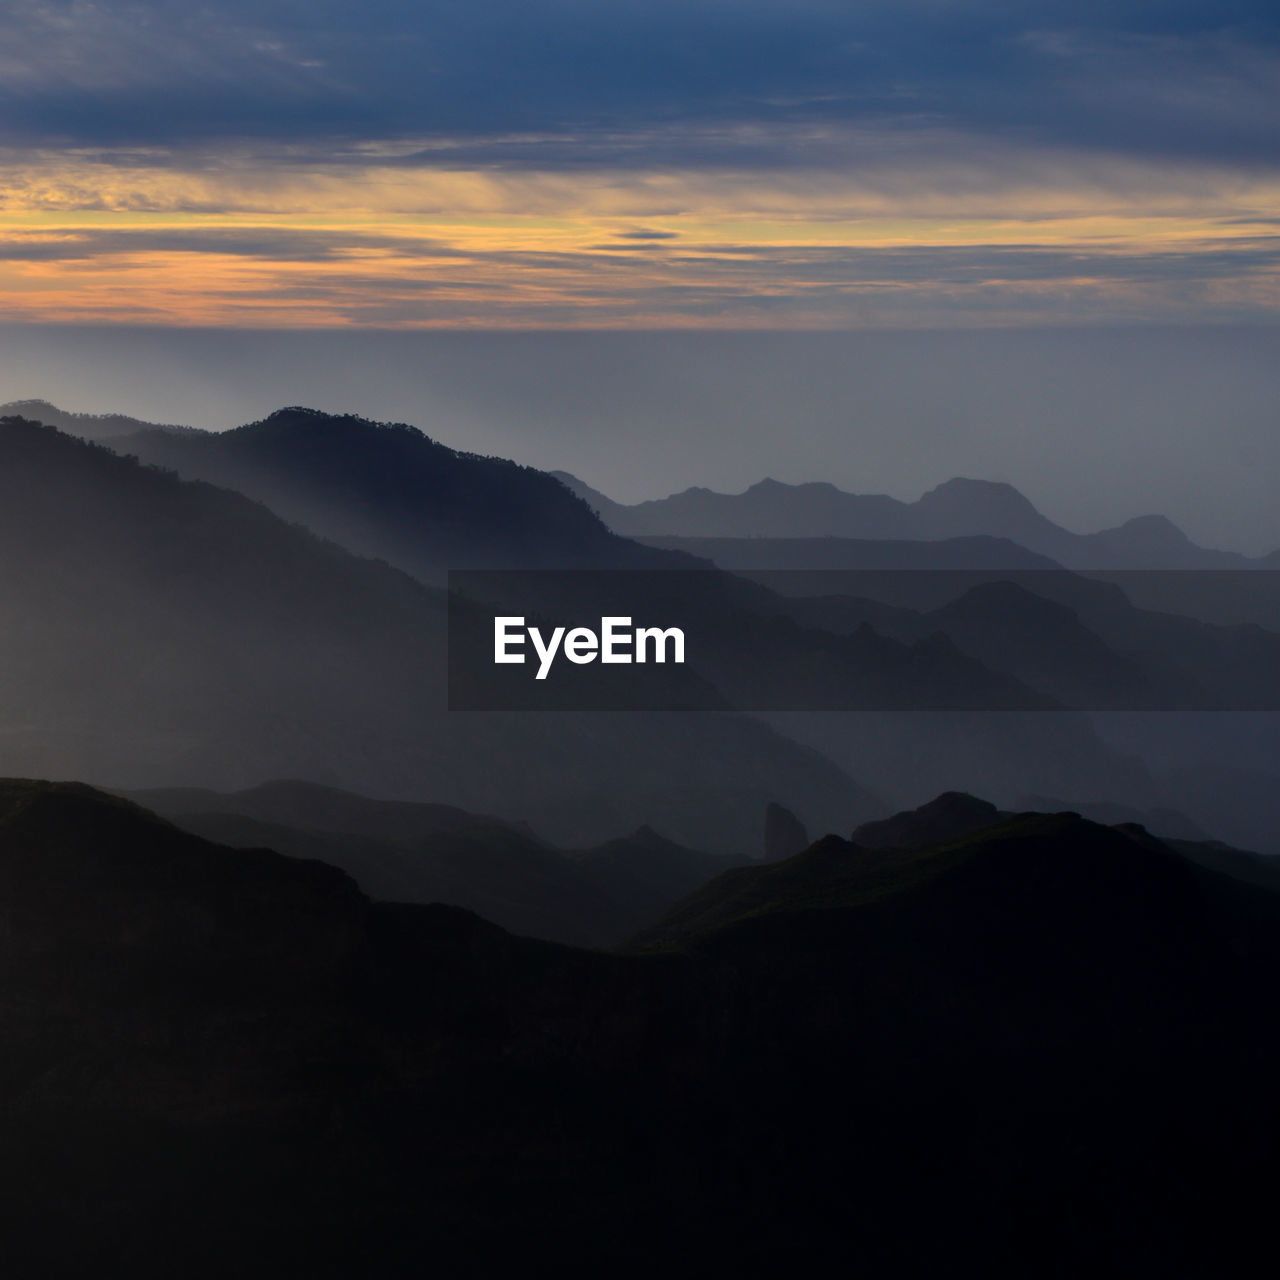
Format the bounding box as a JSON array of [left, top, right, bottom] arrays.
[[1, 1, 1277, 165]]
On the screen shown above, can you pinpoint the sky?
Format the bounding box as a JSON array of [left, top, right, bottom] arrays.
[[1, 2, 1278, 547], [1, 0, 1278, 328]]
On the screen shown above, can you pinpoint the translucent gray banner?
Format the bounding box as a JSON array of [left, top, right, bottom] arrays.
[[447, 569, 1280, 711]]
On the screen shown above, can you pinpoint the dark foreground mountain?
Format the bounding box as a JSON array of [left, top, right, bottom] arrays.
[[6, 778, 1280, 1278], [560, 471, 1274, 569]]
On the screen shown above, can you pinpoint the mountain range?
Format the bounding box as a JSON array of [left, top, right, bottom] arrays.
[[0, 407, 1126, 832], [12, 399, 1271, 572], [5, 393, 1280, 1274], [7, 398, 1280, 849], [0, 413, 878, 850], [555, 469, 1280, 570]]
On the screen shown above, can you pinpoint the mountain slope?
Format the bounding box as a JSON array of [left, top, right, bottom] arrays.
[[115, 406, 667, 578]]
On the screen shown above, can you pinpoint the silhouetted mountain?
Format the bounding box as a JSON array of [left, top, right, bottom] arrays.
[[128, 777, 521, 844], [767, 706, 1160, 830], [108, 409, 1061, 712], [9, 778, 1280, 1277], [0, 415, 880, 850], [633, 799, 1277, 956], [115, 406, 666, 578], [560, 471, 1271, 569], [927, 580, 1178, 708], [640, 532, 1062, 571], [1015, 793, 1211, 843], [647, 534, 1280, 638], [567, 824, 746, 935], [0, 397, 199, 440], [133, 791, 626, 948], [25, 396, 1276, 575], [758, 575, 1280, 713], [851, 790, 1006, 849], [549, 468, 631, 526], [130, 780, 740, 947], [53, 406, 1070, 720], [756, 566, 1280, 840]]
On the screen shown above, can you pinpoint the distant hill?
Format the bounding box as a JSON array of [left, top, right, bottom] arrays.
[[690, 571, 1280, 713], [637, 533, 1063, 571], [130, 779, 742, 947], [7, 777, 1280, 1275], [0, 398, 200, 440], [558, 471, 1272, 569]]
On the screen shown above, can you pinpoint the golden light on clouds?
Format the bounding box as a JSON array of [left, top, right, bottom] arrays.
[[1, 150, 1278, 327]]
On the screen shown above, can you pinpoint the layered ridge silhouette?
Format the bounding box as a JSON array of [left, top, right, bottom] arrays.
[[0, 414, 878, 850]]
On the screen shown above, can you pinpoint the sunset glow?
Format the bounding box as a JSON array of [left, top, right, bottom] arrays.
[[2, 155, 1278, 327], [0, 0, 1276, 328]]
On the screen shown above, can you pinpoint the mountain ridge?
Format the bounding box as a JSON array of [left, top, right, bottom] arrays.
[[12, 402, 1266, 568], [556, 469, 1275, 569], [0, 398, 202, 440], [113, 406, 677, 580]]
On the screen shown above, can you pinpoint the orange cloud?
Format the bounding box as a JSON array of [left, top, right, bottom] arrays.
[[1, 148, 1277, 327]]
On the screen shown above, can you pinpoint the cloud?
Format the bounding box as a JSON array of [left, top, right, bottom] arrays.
[[0, 3, 1276, 328], [0, 1, 1275, 173], [614, 228, 679, 240], [1, 216, 1276, 328]]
